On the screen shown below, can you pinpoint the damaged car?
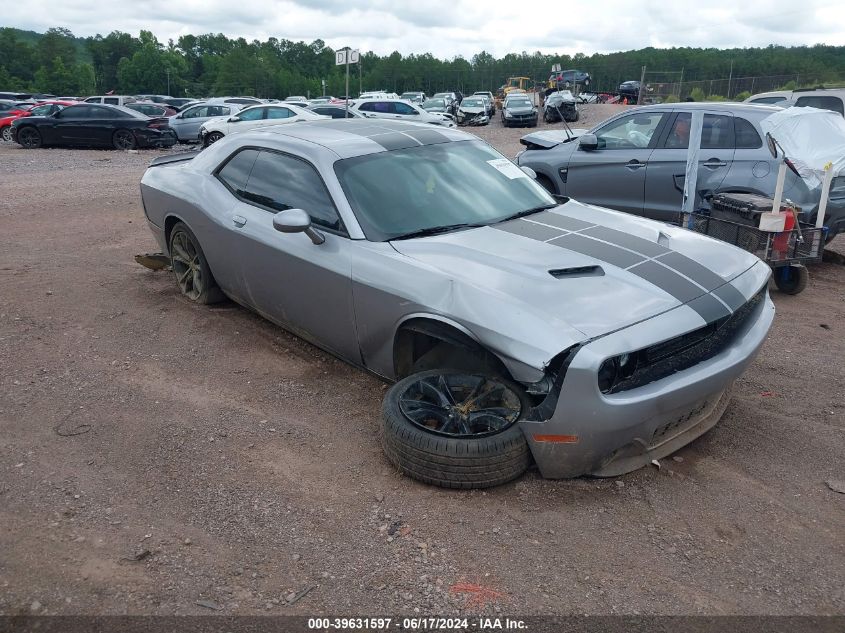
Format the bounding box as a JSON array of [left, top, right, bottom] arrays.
[[139, 120, 774, 489], [502, 94, 538, 127], [456, 96, 490, 126], [543, 90, 579, 123]]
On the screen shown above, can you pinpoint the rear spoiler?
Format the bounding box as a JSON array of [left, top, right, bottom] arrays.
[[520, 128, 590, 150], [148, 151, 200, 167]]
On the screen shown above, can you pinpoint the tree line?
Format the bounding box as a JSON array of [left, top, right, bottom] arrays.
[[1, 26, 844, 99]]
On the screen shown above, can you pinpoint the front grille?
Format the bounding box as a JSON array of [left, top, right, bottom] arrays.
[[608, 287, 766, 394]]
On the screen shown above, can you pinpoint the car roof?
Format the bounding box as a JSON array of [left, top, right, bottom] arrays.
[[631, 102, 781, 115], [242, 119, 473, 159]]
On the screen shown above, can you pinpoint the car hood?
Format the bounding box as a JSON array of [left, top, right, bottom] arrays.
[[390, 200, 760, 344], [519, 129, 590, 149]]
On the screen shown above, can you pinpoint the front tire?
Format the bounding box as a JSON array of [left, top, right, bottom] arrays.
[[1, 126, 11, 142], [113, 129, 137, 150], [168, 222, 225, 304], [381, 370, 532, 489], [17, 127, 41, 149], [204, 131, 224, 148]]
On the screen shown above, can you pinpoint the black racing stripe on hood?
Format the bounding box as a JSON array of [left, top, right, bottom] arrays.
[[497, 219, 566, 241], [581, 225, 670, 258], [549, 233, 646, 269], [713, 283, 747, 311], [654, 251, 725, 291], [628, 260, 703, 303], [686, 293, 732, 323], [530, 212, 594, 232]]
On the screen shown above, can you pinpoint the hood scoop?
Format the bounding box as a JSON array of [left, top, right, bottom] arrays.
[[549, 265, 604, 279]]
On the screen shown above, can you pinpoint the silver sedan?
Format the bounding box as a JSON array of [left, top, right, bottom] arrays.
[[140, 120, 774, 487]]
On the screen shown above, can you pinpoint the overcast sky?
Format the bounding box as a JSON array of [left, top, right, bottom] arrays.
[[6, 0, 845, 58]]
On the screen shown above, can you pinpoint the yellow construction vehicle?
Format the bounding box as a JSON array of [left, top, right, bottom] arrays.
[[498, 76, 532, 98]]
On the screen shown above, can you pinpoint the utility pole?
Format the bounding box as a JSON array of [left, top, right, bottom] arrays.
[[359, 57, 362, 96], [637, 65, 646, 105], [727, 59, 733, 99], [166, 68, 171, 95]]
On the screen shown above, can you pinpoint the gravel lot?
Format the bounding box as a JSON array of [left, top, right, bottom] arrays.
[[1, 104, 843, 618]]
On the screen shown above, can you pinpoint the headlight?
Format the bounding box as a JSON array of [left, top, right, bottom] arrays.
[[597, 353, 639, 393]]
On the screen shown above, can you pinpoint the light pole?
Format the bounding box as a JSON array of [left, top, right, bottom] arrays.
[[166, 68, 171, 96]]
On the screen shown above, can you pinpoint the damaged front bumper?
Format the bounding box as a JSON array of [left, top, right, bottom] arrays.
[[518, 265, 775, 478]]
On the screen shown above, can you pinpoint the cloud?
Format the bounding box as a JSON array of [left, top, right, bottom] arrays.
[[5, 0, 845, 59]]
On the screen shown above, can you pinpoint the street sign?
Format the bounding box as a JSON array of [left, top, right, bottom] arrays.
[[335, 49, 359, 65]]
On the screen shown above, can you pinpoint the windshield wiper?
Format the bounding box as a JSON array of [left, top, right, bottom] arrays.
[[390, 223, 484, 241], [495, 203, 558, 224]]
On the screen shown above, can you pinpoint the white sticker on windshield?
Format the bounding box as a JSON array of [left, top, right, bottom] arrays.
[[487, 158, 527, 180]]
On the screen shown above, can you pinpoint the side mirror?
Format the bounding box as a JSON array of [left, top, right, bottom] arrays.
[[228, 116, 240, 123], [520, 166, 537, 179], [272, 208, 325, 245], [578, 133, 598, 151]]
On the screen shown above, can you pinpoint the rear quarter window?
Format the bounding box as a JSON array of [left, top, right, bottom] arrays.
[[794, 95, 844, 116], [216, 149, 260, 197], [734, 117, 763, 149]]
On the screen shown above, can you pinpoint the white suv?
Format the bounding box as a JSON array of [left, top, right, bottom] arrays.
[[199, 103, 327, 146], [745, 88, 845, 116], [352, 99, 456, 128]]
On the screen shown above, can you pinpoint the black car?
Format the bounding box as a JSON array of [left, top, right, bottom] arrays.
[[306, 104, 364, 119], [11, 103, 177, 150], [618, 80, 641, 102]]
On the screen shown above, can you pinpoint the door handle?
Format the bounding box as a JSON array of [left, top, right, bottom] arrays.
[[232, 215, 247, 227], [625, 160, 645, 170], [702, 159, 727, 168]]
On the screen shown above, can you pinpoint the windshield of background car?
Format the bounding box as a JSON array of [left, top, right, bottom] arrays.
[[461, 98, 483, 107], [507, 98, 532, 108], [334, 140, 556, 241], [422, 99, 445, 109]]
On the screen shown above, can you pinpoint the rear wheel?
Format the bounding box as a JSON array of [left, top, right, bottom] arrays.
[[1, 126, 11, 142], [773, 264, 809, 295], [168, 222, 225, 304], [17, 127, 41, 149], [113, 129, 136, 150], [381, 370, 532, 489]]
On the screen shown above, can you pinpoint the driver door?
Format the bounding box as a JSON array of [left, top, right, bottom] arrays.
[[564, 111, 668, 215], [214, 148, 360, 363]]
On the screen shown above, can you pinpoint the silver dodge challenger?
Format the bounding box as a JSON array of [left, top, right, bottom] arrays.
[[140, 120, 775, 488]]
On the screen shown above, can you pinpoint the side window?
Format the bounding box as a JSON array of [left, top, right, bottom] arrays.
[[182, 106, 205, 118], [216, 149, 260, 197], [238, 107, 266, 121], [794, 96, 844, 116], [267, 107, 292, 119], [29, 104, 52, 116], [701, 114, 733, 149], [750, 96, 786, 105], [207, 106, 228, 117], [89, 106, 113, 118], [84, 97, 99, 103], [392, 102, 418, 115], [596, 112, 664, 149], [735, 117, 762, 149], [63, 106, 92, 119], [372, 101, 390, 113], [358, 102, 374, 112], [104, 98, 119, 105], [242, 150, 342, 231]]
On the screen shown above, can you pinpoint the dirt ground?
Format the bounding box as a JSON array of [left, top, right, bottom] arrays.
[[1, 104, 843, 618]]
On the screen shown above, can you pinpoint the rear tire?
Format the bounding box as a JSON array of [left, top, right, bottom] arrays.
[[773, 264, 809, 295], [381, 370, 532, 489], [168, 222, 225, 304], [113, 129, 137, 150], [1, 126, 11, 142], [17, 126, 41, 149]]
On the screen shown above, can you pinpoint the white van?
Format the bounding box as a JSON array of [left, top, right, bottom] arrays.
[[84, 95, 137, 106]]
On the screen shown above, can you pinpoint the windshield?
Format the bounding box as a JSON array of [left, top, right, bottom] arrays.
[[334, 140, 556, 241], [461, 98, 483, 107], [422, 99, 445, 109], [507, 99, 532, 108]]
